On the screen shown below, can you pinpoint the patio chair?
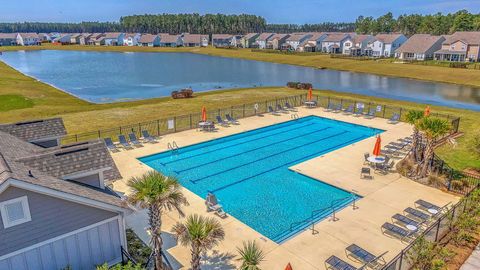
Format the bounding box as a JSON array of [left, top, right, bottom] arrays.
[[142, 130, 158, 143], [205, 193, 227, 218], [415, 200, 451, 215], [103, 138, 118, 152], [128, 133, 142, 146], [392, 214, 421, 228], [216, 115, 230, 127], [333, 104, 343, 113], [360, 167, 372, 179], [225, 114, 239, 124], [285, 102, 298, 112], [324, 102, 336, 112], [353, 107, 364, 117], [388, 113, 400, 124], [404, 207, 430, 222], [381, 222, 415, 242], [325, 255, 361, 270], [343, 105, 354, 114], [365, 108, 376, 119], [363, 152, 370, 165], [345, 244, 387, 268], [268, 106, 280, 115], [276, 104, 289, 113], [118, 135, 132, 149]]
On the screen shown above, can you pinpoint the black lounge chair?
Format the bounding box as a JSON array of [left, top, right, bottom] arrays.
[[353, 108, 364, 117], [404, 207, 430, 222], [118, 135, 132, 149], [104, 138, 118, 151], [142, 130, 158, 143], [345, 244, 387, 267], [343, 105, 354, 114], [415, 200, 450, 215], [388, 113, 400, 124], [216, 115, 230, 126], [381, 222, 415, 241], [392, 214, 421, 228], [268, 106, 280, 115], [325, 255, 360, 270], [128, 133, 142, 146], [276, 104, 289, 113], [324, 102, 336, 112], [365, 108, 376, 119], [284, 102, 297, 112], [225, 114, 239, 124], [333, 104, 343, 113]]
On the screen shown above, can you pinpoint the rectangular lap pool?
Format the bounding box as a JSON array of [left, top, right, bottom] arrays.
[[139, 116, 383, 243]]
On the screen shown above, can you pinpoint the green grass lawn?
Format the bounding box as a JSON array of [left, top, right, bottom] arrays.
[[0, 94, 34, 111]]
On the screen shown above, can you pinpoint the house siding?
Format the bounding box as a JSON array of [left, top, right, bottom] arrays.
[[0, 186, 117, 256]]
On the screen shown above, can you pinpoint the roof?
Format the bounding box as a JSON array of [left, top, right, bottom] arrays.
[[159, 34, 180, 43], [434, 49, 466, 54], [374, 33, 403, 44], [139, 34, 158, 43], [443, 31, 480, 45], [182, 34, 208, 44], [0, 118, 66, 142], [323, 33, 350, 42], [0, 33, 18, 39], [243, 33, 258, 40], [307, 33, 326, 41], [256, 33, 274, 41], [287, 34, 310, 42], [269, 34, 289, 41], [395, 34, 445, 53], [18, 33, 39, 39], [352, 34, 373, 43], [212, 34, 233, 40], [104, 32, 122, 39], [124, 33, 139, 39]]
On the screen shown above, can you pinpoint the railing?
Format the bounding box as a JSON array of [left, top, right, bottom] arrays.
[[121, 245, 174, 270]]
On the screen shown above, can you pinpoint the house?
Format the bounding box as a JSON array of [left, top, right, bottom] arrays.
[[254, 33, 275, 49], [297, 33, 328, 52], [395, 34, 446, 61], [370, 33, 407, 57], [283, 33, 313, 51], [0, 118, 130, 270], [239, 33, 259, 48], [266, 34, 290, 50], [69, 33, 88, 45], [182, 34, 209, 47], [0, 33, 18, 46], [0, 118, 66, 148], [123, 33, 141, 46], [16, 33, 40, 46], [159, 34, 181, 47], [211, 34, 234, 47], [103, 32, 125, 46], [342, 34, 375, 56], [138, 34, 160, 47], [86, 33, 104, 45], [53, 34, 72, 45], [434, 32, 480, 62], [37, 33, 51, 43], [321, 33, 352, 54]]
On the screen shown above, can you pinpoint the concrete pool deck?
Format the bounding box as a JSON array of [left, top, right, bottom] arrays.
[[110, 106, 460, 270]]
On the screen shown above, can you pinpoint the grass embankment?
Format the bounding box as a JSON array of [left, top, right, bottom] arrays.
[[2, 44, 480, 87], [0, 59, 478, 170]]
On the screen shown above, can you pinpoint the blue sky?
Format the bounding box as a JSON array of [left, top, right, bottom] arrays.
[[1, 0, 479, 24]]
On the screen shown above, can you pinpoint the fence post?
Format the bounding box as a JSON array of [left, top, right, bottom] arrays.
[[157, 120, 160, 136], [98, 130, 101, 139], [327, 96, 330, 106], [75, 134, 78, 142], [189, 114, 192, 129], [243, 104, 245, 117], [398, 249, 404, 270], [399, 108, 403, 119], [174, 116, 177, 132], [120, 126, 122, 135], [434, 219, 441, 241], [383, 105, 386, 118]]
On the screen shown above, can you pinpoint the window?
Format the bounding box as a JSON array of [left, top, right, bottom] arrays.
[[345, 42, 351, 47], [0, 196, 32, 228]]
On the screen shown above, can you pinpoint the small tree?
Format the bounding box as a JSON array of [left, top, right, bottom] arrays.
[[237, 240, 265, 270], [172, 214, 225, 270], [96, 262, 145, 270], [405, 110, 424, 161], [407, 237, 453, 270]]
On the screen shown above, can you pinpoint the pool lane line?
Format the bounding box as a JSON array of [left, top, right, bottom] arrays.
[[161, 119, 318, 166], [207, 134, 367, 194], [173, 126, 332, 174], [190, 130, 350, 184]]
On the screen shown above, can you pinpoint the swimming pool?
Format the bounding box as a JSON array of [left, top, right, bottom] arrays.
[[139, 116, 383, 243]]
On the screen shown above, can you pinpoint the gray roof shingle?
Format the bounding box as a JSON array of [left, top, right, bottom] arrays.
[[0, 118, 66, 142]]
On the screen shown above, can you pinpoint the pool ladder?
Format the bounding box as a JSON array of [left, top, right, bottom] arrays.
[[291, 113, 299, 119], [168, 141, 179, 154]]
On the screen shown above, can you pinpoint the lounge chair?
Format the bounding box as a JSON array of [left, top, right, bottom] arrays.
[[353, 108, 364, 117], [216, 115, 230, 127], [365, 108, 376, 119], [205, 193, 227, 218], [118, 135, 132, 149], [392, 214, 421, 228], [128, 133, 142, 146], [284, 102, 298, 112], [345, 244, 387, 268], [324, 102, 336, 112], [333, 104, 343, 113], [276, 104, 289, 113], [325, 255, 360, 270], [360, 167, 371, 179], [404, 207, 430, 222], [104, 138, 118, 151], [268, 106, 280, 115], [388, 113, 400, 124], [343, 105, 354, 114], [381, 222, 415, 242], [225, 114, 239, 124], [142, 130, 158, 143], [415, 200, 450, 215]]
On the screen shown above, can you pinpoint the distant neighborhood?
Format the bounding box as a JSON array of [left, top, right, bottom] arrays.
[[1, 31, 480, 62]]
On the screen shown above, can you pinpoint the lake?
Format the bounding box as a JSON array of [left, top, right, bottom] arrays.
[[1, 50, 479, 110]]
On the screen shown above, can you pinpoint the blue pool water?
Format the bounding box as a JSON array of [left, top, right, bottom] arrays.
[[139, 116, 382, 243]]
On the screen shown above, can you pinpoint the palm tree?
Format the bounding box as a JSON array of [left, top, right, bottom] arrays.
[[405, 110, 424, 161], [127, 171, 189, 270], [416, 117, 451, 178], [171, 214, 225, 270], [237, 240, 265, 270]]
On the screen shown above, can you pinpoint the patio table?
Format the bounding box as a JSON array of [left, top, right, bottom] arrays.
[[198, 121, 214, 131], [304, 101, 317, 108]]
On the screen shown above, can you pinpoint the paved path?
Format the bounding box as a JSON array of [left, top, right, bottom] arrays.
[[460, 244, 480, 270]]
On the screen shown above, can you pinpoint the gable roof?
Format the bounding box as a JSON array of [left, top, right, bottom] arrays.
[[104, 32, 122, 39], [0, 118, 66, 142], [243, 33, 259, 40], [287, 34, 310, 42], [352, 34, 373, 43], [443, 31, 480, 45], [139, 34, 158, 43], [268, 34, 290, 41], [256, 33, 274, 41], [395, 34, 445, 53], [212, 34, 233, 40], [182, 34, 208, 44], [18, 33, 39, 39], [0, 33, 18, 39], [159, 34, 180, 43], [323, 33, 350, 42], [374, 33, 404, 44]]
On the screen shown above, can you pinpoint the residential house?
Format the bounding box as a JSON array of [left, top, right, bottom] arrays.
[[212, 34, 234, 47], [395, 34, 446, 61], [434, 31, 480, 62], [0, 118, 66, 148], [159, 34, 181, 47], [86, 33, 104, 45], [103, 32, 125, 46], [0, 118, 130, 270], [16, 33, 40, 46], [123, 33, 141, 46], [254, 33, 275, 49], [321, 33, 352, 54], [138, 34, 160, 47], [342, 34, 375, 56], [37, 33, 51, 43], [52, 34, 72, 45], [297, 32, 328, 52], [283, 33, 313, 51], [0, 33, 18, 46], [266, 34, 290, 50], [182, 34, 209, 47], [370, 33, 407, 57], [239, 33, 259, 48]]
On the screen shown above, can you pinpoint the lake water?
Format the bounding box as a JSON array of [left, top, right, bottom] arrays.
[[1, 50, 479, 110]]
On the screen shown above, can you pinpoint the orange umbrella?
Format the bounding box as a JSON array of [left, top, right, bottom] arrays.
[[424, 106, 430, 117], [285, 263, 293, 270], [201, 106, 207, 122], [373, 135, 381, 156], [308, 87, 313, 101]]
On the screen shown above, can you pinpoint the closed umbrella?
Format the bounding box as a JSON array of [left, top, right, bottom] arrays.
[[308, 87, 313, 101], [201, 106, 207, 122], [285, 263, 293, 270], [424, 106, 430, 117], [373, 135, 381, 157]]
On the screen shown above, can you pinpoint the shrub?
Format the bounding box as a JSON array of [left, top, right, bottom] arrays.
[[407, 237, 454, 270], [450, 179, 468, 191], [96, 262, 145, 270], [470, 133, 480, 158], [427, 173, 446, 188], [396, 158, 414, 177]]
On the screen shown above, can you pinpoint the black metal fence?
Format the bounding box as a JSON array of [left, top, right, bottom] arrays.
[[381, 184, 480, 270], [62, 93, 460, 144]]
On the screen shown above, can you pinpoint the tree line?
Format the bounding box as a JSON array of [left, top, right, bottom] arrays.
[[265, 22, 355, 33], [0, 22, 121, 33], [356, 10, 480, 36]]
